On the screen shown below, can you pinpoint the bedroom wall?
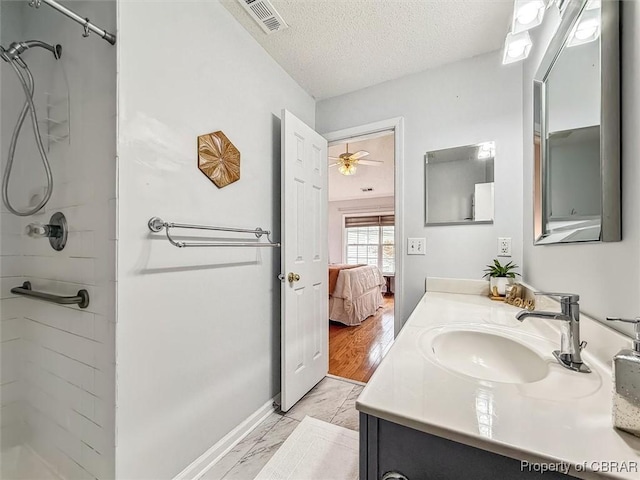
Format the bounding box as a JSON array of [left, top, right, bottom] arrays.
[[116, 0, 315, 478], [522, 1, 640, 337], [328, 196, 395, 264], [317, 51, 523, 323]]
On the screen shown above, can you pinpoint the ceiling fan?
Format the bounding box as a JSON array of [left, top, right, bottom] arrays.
[[329, 143, 383, 176]]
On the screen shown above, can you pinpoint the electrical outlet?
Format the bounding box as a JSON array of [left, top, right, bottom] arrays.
[[498, 237, 512, 257], [408, 238, 426, 255]]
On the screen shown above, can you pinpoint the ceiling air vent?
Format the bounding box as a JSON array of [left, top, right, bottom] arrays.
[[238, 0, 289, 35]]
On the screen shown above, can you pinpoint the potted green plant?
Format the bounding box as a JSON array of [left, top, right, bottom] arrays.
[[483, 259, 520, 296]]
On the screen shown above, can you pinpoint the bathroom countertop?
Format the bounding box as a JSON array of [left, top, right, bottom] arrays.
[[357, 289, 640, 479]]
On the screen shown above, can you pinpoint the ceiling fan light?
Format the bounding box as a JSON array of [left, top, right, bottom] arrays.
[[338, 163, 356, 176]]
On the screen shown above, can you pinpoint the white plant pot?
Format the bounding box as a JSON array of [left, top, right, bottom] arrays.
[[489, 277, 512, 296]]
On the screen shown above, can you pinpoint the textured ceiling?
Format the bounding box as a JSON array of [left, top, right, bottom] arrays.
[[221, 0, 513, 99], [328, 134, 395, 202]]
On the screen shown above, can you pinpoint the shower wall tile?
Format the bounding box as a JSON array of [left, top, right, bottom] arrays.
[[48, 179, 96, 210], [0, 380, 22, 406], [0, 212, 24, 235], [21, 256, 97, 286], [0, 277, 27, 299], [0, 234, 23, 256], [0, 297, 24, 320], [22, 231, 96, 259], [0, 318, 21, 342]]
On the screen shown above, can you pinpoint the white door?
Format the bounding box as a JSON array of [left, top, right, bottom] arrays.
[[280, 109, 328, 412]]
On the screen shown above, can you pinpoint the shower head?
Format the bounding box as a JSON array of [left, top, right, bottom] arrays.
[[1, 40, 62, 62]]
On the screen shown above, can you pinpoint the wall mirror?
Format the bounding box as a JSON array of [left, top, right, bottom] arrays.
[[424, 141, 495, 226], [533, 0, 620, 244]]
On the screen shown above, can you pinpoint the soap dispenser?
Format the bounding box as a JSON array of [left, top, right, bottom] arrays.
[[606, 317, 640, 438]]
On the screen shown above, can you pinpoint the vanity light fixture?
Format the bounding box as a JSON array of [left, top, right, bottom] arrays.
[[567, 8, 600, 47], [502, 30, 533, 64], [512, 0, 547, 33]]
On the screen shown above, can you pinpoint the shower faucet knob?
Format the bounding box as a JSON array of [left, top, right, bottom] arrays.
[[25, 222, 49, 238], [25, 212, 68, 251]]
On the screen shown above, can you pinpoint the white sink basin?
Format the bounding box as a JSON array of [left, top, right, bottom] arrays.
[[428, 330, 549, 384]]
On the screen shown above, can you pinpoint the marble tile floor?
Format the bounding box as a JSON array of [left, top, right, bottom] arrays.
[[202, 376, 363, 480]]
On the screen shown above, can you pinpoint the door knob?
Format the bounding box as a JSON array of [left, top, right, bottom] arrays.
[[288, 272, 301, 283]]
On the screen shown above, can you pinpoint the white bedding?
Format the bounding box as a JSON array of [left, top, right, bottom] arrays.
[[329, 265, 384, 326]]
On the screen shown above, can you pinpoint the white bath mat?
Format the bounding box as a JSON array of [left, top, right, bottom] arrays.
[[254, 416, 359, 480]]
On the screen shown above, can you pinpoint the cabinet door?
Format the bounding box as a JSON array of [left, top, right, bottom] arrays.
[[361, 415, 575, 480]]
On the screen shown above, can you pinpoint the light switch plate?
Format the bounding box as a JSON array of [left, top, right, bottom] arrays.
[[408, 238, 426, 255]]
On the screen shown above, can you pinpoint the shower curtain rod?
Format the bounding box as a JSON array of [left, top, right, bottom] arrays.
[[29, 0, 116, 45]]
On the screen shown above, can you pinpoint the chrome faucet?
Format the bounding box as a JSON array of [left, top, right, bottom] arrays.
[[516, 292, 590, 373]]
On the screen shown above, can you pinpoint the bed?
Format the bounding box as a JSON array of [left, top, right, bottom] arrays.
[[328, 264, 385, 326]]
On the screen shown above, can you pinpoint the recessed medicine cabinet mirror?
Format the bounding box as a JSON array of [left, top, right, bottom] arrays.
[[533, 0, 620, 244], [424, 141, 495, 226]]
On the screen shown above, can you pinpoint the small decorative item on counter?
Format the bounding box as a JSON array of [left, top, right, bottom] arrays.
[[489, 286, 503, 301], [505, 283, 534, 310], [482, 259, 521, 297], [606, 317, 640, 438]]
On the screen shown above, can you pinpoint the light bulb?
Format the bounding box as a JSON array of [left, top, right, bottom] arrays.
[[575, 19, 599, 39], [586, 0, 600, 10], [517, 2, 541, 25], [508, 40, 528, 58], [567, 10, 600, 47], [502, 31, 532, 64], [512, 0, 546, 33]]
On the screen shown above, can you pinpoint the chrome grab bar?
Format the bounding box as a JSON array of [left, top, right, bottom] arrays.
[[11, 281, 90, 309], [147, 217, 281, 248]]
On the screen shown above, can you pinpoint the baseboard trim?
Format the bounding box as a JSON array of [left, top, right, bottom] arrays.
[[325, 374, 366, 387], [173, 396, 279, 480]]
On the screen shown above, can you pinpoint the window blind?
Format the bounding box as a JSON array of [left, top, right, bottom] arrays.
[[345, 215, 394, 228]]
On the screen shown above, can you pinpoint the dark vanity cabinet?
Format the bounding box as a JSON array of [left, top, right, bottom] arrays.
[[359, 413, 575, 480]]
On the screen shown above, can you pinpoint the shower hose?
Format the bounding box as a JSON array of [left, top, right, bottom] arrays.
[[0, 47, 56, 216]]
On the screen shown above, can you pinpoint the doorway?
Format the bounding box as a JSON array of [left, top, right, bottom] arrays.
[[324, 119, 404, 383]]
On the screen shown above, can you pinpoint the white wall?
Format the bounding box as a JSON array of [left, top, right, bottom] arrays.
[[317, 51, 523, 321], [0, 1, 117, 478], [328, 196, 394, 264], [116, 1, 315, 478], [522, 2, 640, 337]]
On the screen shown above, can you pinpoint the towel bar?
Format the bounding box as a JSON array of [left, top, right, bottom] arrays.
[[147, 217, 281, 248]]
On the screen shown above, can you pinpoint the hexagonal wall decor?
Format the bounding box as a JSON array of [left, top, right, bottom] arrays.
[[197, 131, 240, 188]]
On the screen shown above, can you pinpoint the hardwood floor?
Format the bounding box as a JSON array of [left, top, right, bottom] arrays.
[[328, 296, 394, 383]]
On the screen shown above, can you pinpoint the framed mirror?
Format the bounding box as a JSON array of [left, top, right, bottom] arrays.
[[424, 141, 495, 226], [533, 0, 620, 244]]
